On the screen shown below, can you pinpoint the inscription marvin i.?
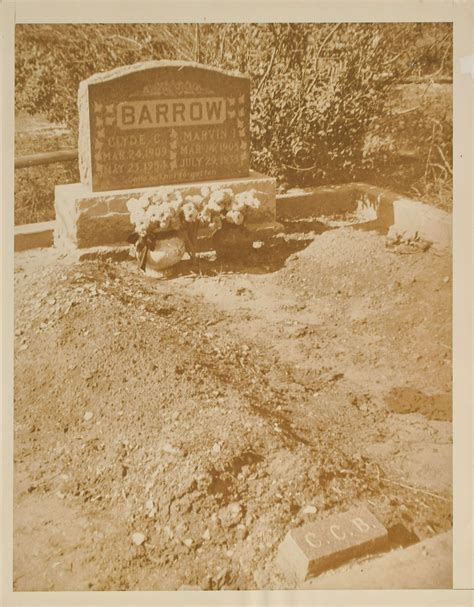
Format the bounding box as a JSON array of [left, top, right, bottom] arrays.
[[78, 61, 251, 192]]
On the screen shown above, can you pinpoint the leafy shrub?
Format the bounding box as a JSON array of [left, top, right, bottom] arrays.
[[15, 23, 452, 222]]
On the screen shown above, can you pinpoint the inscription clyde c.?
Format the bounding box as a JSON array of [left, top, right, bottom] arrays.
[[117, 97, 227, 129]]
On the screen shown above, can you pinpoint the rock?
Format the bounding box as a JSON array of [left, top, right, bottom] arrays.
[[202, 528, 211, 541], [84, 411, 93, 421], [277, 506, 388, 582], [183, 538, 193, 548], [162, 443, 179, 454], [302, 505, 317, 515], [164, 526, 174, 539], [443, 276, 449, 283], [236, 524, 248, 540], [218, 502, 243, 528], [131, 532, 146, 546], [211, 443, 221, 455]]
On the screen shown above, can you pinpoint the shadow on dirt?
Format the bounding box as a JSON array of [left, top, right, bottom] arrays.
[[386, 522, 420, 548], [249, 403, 311, 446], [164, 233, 316, 278], [385, 387, 451, 422], [280, 218, 332, 235], [208, 449, 265, 501], [161, 216, 341, 279]]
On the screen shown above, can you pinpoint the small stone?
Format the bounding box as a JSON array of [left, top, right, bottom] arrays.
[[225, 549, 234, 557], [84, 411, 93, 421], [183, 538, 193, 547], [162, 443, 179, 454], [218, 502, 243, 528], [131, 532, 146, 546], [202, 528, 211, 541], [230, 503, 241, 514], [164, 526, 174, 539], [145, 499, 154, 510], [176, 523, 186, 534], [211, 443, 221, 455], [443, 276, 450, 283], [302, 505, 317, 515]]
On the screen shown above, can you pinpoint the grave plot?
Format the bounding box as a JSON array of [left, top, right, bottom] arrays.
[[13, 53, 453, 592], [13, 219, 452, 591]]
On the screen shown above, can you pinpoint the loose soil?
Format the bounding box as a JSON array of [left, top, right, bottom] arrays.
[[13, 225, 452, 591]]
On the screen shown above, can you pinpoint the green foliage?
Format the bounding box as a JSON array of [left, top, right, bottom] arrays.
[[15, 24, 187, 135], [15, 23, 452, 222], [15, 163, 79, 225]]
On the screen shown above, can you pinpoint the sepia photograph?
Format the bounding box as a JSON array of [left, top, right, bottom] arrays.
[[3, 7, 470, 599]]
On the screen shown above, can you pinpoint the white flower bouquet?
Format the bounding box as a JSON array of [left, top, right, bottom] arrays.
[[127, 185, 260, 268]]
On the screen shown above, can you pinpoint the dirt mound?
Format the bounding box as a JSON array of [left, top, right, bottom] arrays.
[[14, 227, 452, 590]]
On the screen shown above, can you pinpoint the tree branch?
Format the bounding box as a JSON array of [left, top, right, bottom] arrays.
[[306, 23, 342, 96], [255, 44, 278, 97]]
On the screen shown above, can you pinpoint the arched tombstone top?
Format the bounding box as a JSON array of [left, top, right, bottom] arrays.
[[78, 61, 251, 192], [79, 60, 250, 87]]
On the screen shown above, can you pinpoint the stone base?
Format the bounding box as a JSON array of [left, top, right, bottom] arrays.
[[54, 170, 277, 251], [57, 221, 284, 263]]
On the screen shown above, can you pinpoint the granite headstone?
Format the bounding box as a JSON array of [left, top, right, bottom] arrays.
[[78, 61, 250, 192]]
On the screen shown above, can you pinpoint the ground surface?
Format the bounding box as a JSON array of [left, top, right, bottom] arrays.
[[13, 225, 452, 590]]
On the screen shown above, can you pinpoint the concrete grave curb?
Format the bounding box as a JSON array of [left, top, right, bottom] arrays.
[[14, 183, 452, 253], [277, 182, 452, 249], [14, 221, 55, 252]]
